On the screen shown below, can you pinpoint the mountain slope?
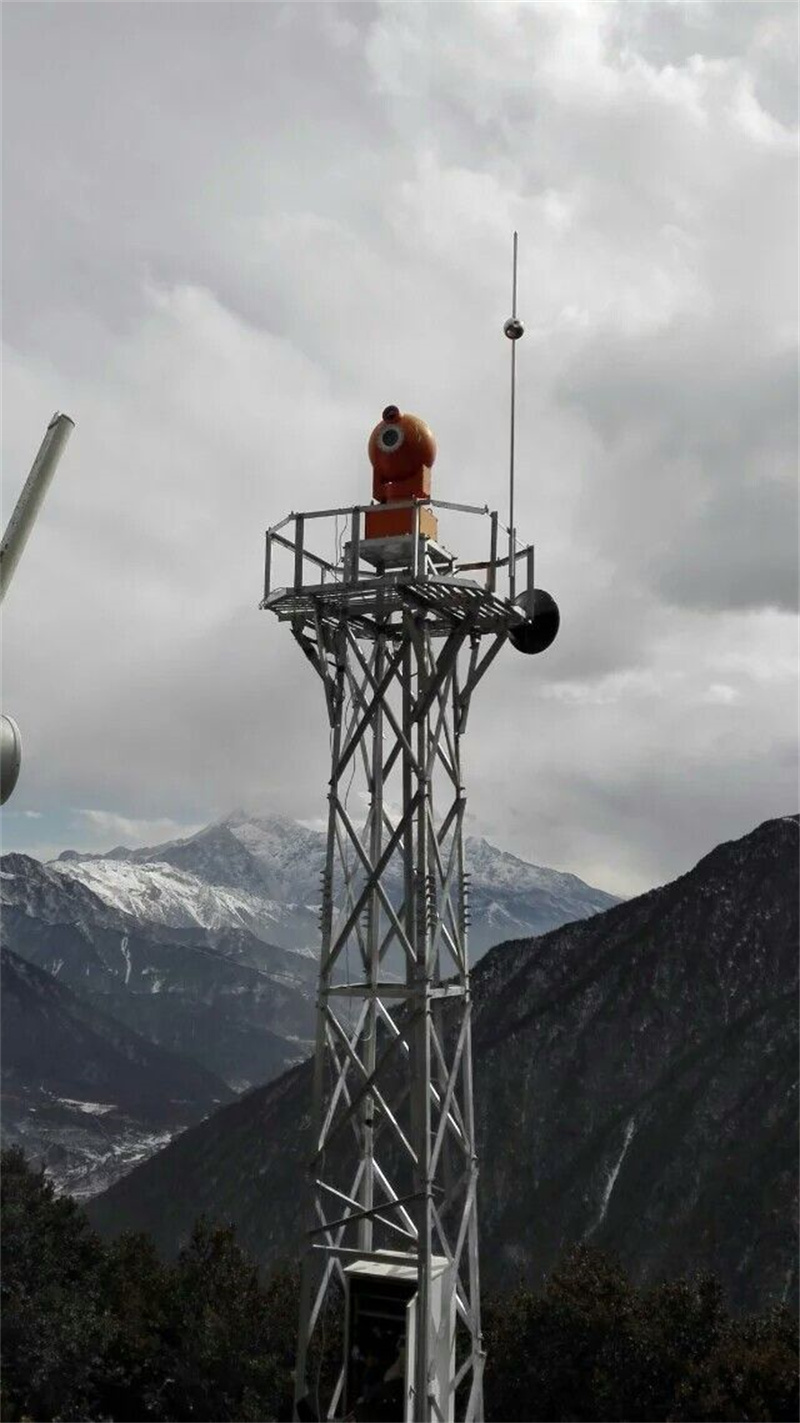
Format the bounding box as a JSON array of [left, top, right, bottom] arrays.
[[54, 810, 620, 960], [1, 947, 233, 1198], [52, 850, 320, 952], [87, 815, 798, 1311], [1, 855, 315, 1092]]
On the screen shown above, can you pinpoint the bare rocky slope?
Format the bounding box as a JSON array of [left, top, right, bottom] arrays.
[[86, 815, 799, 1312]]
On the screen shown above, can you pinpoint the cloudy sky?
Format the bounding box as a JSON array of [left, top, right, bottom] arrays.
[[2, 1, 797, 897]]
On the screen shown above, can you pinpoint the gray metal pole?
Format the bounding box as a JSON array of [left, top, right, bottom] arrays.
[[509, 233, 518, 602], [0, 412, 74, 604], [504, 234, 524, 604]]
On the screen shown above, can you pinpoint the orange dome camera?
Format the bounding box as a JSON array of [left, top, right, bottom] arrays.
[[365, 405, 438, 542]]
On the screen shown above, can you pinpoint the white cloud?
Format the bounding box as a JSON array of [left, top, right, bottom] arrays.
[[75, 810, 204, 849]]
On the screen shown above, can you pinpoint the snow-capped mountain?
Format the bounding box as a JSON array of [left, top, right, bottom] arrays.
[[1, 854, 316, 1100], [51, 853, 319, 952], [58, 811, 326, 905], [54, 809, 620, 960], [462, 836, 621, 947]]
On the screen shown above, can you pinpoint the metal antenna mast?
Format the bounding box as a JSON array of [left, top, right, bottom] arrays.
[[261, 282, 558, 1423], [504, 232, 524, 603]]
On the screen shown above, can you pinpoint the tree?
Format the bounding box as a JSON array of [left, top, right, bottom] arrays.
[[483, 1245, 799, 1423], [0, 1151, 301, 1422], [673, 1304, 800, 1423], [94, 1230, 173, 1421], [156, 1217, 295, 1421], [3, 1151, 796, 1421], [484, 1245, 636, 1421], [1, 1146, 110, 1421]]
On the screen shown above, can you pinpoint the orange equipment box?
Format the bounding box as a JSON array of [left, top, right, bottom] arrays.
[[364, 504, 439, 542]]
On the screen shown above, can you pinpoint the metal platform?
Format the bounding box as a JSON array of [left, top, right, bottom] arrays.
[[264, 573, 522, 639], [261, 497, 534, 641]]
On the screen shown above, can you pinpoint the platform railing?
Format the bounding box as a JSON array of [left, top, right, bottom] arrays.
[[262, 498, 533, 609]]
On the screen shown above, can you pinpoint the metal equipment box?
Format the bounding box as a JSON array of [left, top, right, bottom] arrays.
[[344, 1253, 455, 1423]]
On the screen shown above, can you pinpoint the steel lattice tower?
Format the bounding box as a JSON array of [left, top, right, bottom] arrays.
[[262, 456, 557, 1421], [263, 259, 556, 1423]]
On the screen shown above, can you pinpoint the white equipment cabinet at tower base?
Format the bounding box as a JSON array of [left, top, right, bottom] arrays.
[[344, 1252, 455, 1423]]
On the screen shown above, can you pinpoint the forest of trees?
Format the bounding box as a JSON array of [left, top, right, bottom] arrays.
[[2, 1147, 797, 1422]]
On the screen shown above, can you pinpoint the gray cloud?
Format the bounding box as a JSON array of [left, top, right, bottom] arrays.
[[1, 2, 796, 897], [559, 330, 798, 612]]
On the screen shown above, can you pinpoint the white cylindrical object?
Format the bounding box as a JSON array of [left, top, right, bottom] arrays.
[[0, 411, 74, 604]]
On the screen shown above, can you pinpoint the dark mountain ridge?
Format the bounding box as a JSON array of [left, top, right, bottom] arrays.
[[87, 815, 799, 1312], [472, 815, 798, 1310]]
